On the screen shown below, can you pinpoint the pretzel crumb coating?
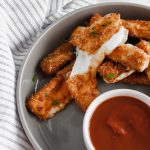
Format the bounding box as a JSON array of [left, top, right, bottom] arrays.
[[40, 42, 75, 75], [27, 63, 73, 120]]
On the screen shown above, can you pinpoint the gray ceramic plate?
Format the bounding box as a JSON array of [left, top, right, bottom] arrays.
[[17, 2, 150, 150]]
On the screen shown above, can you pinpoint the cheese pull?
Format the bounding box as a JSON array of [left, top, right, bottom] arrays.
[[68, 13, 128, 111]]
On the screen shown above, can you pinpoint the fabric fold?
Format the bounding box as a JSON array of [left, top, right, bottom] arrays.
[[0, 0, 149, 149]]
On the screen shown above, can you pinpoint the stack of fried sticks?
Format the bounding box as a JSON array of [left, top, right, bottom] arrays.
[[27, 13, 150, 120]]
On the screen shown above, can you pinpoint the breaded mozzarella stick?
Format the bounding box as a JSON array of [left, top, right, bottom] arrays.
[[40, 42, 75, 75], [136, 40, 150, 80], [98, 60, 134, 83], [108, 44, 150, 72], [27, 63, 73, 120], [68, 13, 128, 111], [122, 19, 150, 40]]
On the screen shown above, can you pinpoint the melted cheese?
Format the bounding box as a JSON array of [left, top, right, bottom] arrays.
[[111, 70, 135, 83], [70, 26, 128, 77]]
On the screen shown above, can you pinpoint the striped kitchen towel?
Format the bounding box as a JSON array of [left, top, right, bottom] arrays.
[[0, 0, 93, 149], [0, 0, 149, 150]]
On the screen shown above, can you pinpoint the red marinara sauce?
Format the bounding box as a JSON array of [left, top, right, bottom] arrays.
[[89, 96, 150, 150]]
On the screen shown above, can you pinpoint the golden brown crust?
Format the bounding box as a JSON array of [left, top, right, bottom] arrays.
[[67, 71, 99, 111], [120, 72, 150, 85], [98, 41, 150, 83], [40, 42, 75, 75], [108, 44, 150, 72], [88, 13, 150, 40], [89, 13, 102, 25], [70, 13, 121, 54], [136, 40, 150, 55], [136, 40, 150, 81], [122, 19, 150, 40], [146, 65, 150, 81], [97, 60, 134, 83], [27, 63, 73, 120], [68, 13, 121, 110]]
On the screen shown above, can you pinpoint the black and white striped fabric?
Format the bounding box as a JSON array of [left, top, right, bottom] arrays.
[[0, 0, 93, 149], [0, 0, 149, 149]]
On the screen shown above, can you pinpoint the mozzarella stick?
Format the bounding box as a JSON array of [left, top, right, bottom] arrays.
[[119, 40, 150, 85], [40, 42, 75, 75], [122, 19, 150, 40], [68, 71, 99, 111], [68, 13, 128, 111], [108, 44, 150, 72], [136, 40, 150, 80], [27, 63, 73, 120], [90, 14, 150, 40], [70, 13, 122, 54], [98, 60, 134, 83], [98, 41, 150, 83], [120, 72, 150, 85]]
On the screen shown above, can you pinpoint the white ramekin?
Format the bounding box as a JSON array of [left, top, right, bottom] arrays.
[[83, 89, 150, 150]]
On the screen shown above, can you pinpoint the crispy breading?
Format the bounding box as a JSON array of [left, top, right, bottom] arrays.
[[97, 60, 134, 83], [27, 63, 73, 120], [67, 71, 99, 111], [40, 42, 75, 75], [89, 14, 150, 40], [122, 19, 150, 40], [108, 44, 150, 72], [68, 13, 127, 111], [136, 40, 150, 81], [120, 72, 150, 85], [136, 40, 150, 55], [70, 13, 121, 54], [98, 41, 150, 83], [89, 13, 102, 25]]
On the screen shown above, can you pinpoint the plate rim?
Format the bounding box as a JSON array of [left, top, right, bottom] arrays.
[[16, 2, 150, 150]]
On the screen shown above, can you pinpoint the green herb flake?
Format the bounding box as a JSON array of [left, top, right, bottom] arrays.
[[70, 47, 76, 55], [91, 26, 95, 30], [32, 74, 37, 82], [91, 31, 97, 36], [90, 27, 97, 37], [52, 100, 60, 106], [45, 93, 48, 97], [105, 73, 116, 79]]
